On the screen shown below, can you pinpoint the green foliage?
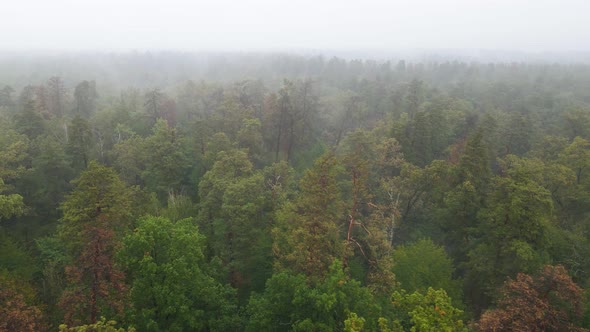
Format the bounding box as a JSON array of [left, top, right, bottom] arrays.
[[392, 239, 463, 306], [13, 98, 46, 139], [344, 312, 366, 332], [0, 231, 36, 279], [337, 128, 400, 292], [118, 216, 240, 332], [141, 119, 190, 201], [246, 272, 307, 331], [3, 55, 590, 331], [0, 121, 29, 181], [203, 132, 233, 168], [73, 81, 98, 118], [401, 96, 468, 168], [389, 288, 467, 332], [161, 193, 196, 221], [220, 171, 273, 297], [59, 317, 135, 332], [59, 161, 132, 250], [112, 135, 146, 186], [563, 108, 590, 140], [197, 148, 254, 260], [0, 122, 28, 221], [389, 159, 449, 242], [58, 162, 132, 325], [466, 159, 554, 308], [247, 260, 381, 331], [36, 235, 69, 326], [273, 153, 345, 281], [0, 186, 25, 220], [66, 116, 93, 171], [197, 150, 282, 299], [23, 135, 73, 215], [237, 117, 264, 164]]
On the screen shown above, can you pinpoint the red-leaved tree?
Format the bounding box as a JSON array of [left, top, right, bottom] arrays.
[[477, 265, 587, 332]]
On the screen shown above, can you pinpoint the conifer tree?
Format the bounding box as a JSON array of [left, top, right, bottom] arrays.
[[58, 162, 131, 325], [273, 153, 344, 281]]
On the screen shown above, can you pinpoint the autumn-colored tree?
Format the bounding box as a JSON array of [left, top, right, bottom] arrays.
[[477, 265, 587, 332], [58, 162, 131, 325], [0, 273, 45, 332]]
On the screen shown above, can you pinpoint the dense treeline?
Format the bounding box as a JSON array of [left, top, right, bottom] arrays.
[[1, 53, 590, 331]]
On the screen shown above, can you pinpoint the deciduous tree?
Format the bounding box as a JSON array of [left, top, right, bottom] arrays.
[[118, 216, 239, 332], [477, 265, 587, 332], [0, 272, 45, 332]]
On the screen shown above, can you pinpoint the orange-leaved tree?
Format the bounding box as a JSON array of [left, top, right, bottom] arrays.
[[477, 265, 587, 332]]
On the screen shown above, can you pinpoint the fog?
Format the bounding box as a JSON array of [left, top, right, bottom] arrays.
[[2, 0, 589, 54]]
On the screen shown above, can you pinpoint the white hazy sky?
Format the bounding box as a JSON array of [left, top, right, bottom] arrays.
[[1, 0, 589, 52]]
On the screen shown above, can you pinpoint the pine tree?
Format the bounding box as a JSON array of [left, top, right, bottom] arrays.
[[273, 153, 344, 281], [58, 162, 131, 325]]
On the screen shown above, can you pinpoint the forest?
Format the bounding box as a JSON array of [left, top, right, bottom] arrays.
[[1, 53, 590, 331]]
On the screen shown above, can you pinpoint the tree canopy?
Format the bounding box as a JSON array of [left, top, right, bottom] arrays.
[[1, 54, 590, 331]]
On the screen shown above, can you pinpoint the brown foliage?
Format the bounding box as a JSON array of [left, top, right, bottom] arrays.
[[59, 224, 126, 326], [58, 164, 132, 326], [477, 265, 587, 332], [0, 276, 45, 332]]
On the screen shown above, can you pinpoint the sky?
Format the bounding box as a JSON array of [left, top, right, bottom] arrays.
[[2, 0, 589, 53]]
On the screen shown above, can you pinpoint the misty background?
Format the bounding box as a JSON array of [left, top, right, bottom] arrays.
[[1, 0, 590, 91], [2, 0, 589, 53], [3, 1, 590, 331]]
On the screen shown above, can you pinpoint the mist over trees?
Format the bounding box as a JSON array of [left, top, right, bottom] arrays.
[[1, 52, 590, 331]]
